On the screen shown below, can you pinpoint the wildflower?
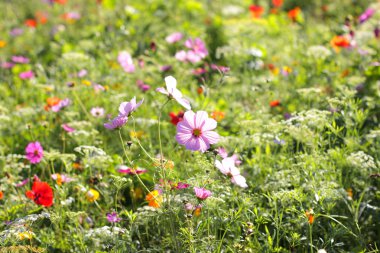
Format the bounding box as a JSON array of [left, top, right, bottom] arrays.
[[169, 111, 184, 125], [77, 69, 87, 77], [61, 12, 81, 22], [175, 50, 188, 62], [210, 64, 230, 74], [106, 212, 122, 223], [288, 7, 301, 22], [146, 190, 162, 208], [305, 209, 315, 224], [10, 28, 24, 37], [25, 141, 44, 164], [118, 51, 135, 73], [281, 66, 292, 76], [118, 96, 144, 117], [12, 56, 29, 64], [51, 173, 73, 185], [25, 181, 54, 207], [61, 124, 75, 133], [19, 70, 34, 79], [51, 98, 70, 112], [104, 115, 128, 130], [166, 32, 183, 43], [215, 158, 248, 188], [176, 111, 220, 152], [137, 80, 150, 92], [130, 130, 145, 139], [91, 107, 105, 117], [270, 100, 281, 107], [153, 157, 175, 169], [82, 80, 92, 86], [0, 191, 3, 200], [117, 165, 147, 175], [375, 27, 380, 38], [186, 50, 203, 63], [1, 62, 14, 69], [211, 111, 225, 122], [346, 188, 353, 200], [44, 97, 60, 111], [330, 35, 350, 52], [272, 0, 283, 8], [194, 205, 202, 216], [185, 38, 208, 59], [156, 76, 191, 110], [86, 189, 100, 202], [0, 40, 6, 48], [194, 187, 212, 200], [216, 147, 242, 166], [25, 19, 38, 28], [15, 178, 29, 187], [176, 182, 190, 189], [358, 8, 375, 24], [160, 65, 172, 72], [249, 5, 264, 18], [18, 231, 34, 240]]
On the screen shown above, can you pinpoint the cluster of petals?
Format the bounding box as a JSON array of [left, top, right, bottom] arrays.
[[215, 158, 248, 188], [25, 141, 44, 164], [117, 165, 147, 175], [104, 97, 143, 130], [175, 38, 208, 63], [118, 51, 135, 73], [194, 187, 212, 200], [25, 181, 54, 207], [156, 76, 191, 110]]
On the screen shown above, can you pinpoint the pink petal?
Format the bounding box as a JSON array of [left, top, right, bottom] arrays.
[[194, 111, 208, 129], [202, 131, 219, 145], [176, 132, 192, 145], [182, 111, 196, 128], [156, 87, 169, 95], [201, 118, 217, 132]]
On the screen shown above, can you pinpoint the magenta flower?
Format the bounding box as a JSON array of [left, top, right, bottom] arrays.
[[51, 98, 70, 112], [106, 212, 122, 223], [176, 182, 190, 189], [61, 124, 75, 133], [118, 97, 144, 117], [1, 62, 15, 69], [117, 165, 147, 175], [166, 32, 183, 44], [156, 76, 191, 110], [215, 158, 248, 188], [104, 115, 128, 130], [359, 8, 375, 24], [91, 107, 105, 117], [211, 64, 230, 74], [160, 65, 172, 72], [186, 51, 202, 63], [185, 38, 208, 58], [118, 51, 135, 73], [19, 70, 34, 79], [194, 187, 212, 200], [15, 178, 29, 187], [25, 141, 44, 164], [176, 111, 219, 153], [12, 56, 30, 64], [137, 80, 150, 92]]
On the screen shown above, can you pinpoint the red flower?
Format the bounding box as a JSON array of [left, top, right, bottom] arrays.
[[249, 5, 264, 18], [25, 19, 38, 28], [270, 100, 281, 107], [288, 7, 301, 21], [272, 0, 283, 8], [25, 181, 54, 207], [169, 111, 184, 125]]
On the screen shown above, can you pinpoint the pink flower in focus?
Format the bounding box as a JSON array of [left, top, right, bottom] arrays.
[[104, 115, 128, 130], [156, 76, 191, 110], [215, 158, 247, 188], [118, 51, 135, 73], [176, 111, 219, 152], [118, 97, 144, 117], [19, 70, 34, 79], [185, 38, 208, 58], [91, 107, 105, 117], [117, 165, 147, 175], [61, 124, 75, 133], [194, 187, 212, 200], [25, 141, 44, 164], [166, 32, 183, 44]]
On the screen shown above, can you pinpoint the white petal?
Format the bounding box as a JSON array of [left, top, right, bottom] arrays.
[[215, 159, 228, 175], [156, 87, 169, 95], [202, 131, 220, 145], [194, 111, 209, 129], [231, 175, 248, 188], [165, 76, 177, 93], [182, 111, 195, 128]]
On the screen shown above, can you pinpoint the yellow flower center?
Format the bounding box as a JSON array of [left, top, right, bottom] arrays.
[[192, 128, 202, 137]]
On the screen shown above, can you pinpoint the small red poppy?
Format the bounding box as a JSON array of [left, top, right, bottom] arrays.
[[25, 19, 38, 28], [169, 111, 184, 125], [270, 100, 281, 107], [26, 181, 54, 207]]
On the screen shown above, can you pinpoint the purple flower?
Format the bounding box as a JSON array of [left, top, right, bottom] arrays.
[[25, 141, 44, 164], [375, 27, 380, 38], [166, 32, 183, 44], [160, 65, 172, 72], [117, 165, 147, 175], [176, 111, 220, 153], [274, 138, 286, 145], [176, 182, 190, 189], [215, 158, 248, 188], [10, 28, 24, 37], [15, 178, 29, 187], [12, 56, 29, 64], [156, 76, 191, 110], [118, 97, 144, 117], [118, 51, 135, 73], [104, 115, 128, 130], [1, 62, 15, 69], [185, 38, 208, 58], [61, 124, 75, 133], [77, 69, 87, 78], [91, 107, 105, 117], [137, 80, 150, 92], [359, 8, 375, 24], [194, 187, 212, 200], [19, 70, 34, 79], [51, 98, 71, 112], [106, 212, 122, 223]]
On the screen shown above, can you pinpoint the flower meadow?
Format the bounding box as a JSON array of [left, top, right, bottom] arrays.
[[0, 0, 380, 252]]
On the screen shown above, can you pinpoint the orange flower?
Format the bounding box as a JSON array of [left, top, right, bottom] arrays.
[[0, 40, 6, 48], [288, 7, 301, 21], [146, 190, 162, 208], [197, 86, 204, 95], [211, 111, 225, 122], [0, 191, 3, 200], [346, 188, 353, 200], [35, 12, 48, 25], [25, 19, 38, 28], [272, 0, 283, 8], [54, 0, 67, 4], [44, 97, 61, 111], [270, 100, 281, 107], [194, 206, 202, 217], [330, 35, 350, 52], [249, 5, 264, 18], [305, 209, 315, 224]]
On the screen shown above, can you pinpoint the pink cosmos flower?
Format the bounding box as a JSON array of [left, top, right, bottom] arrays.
[[91, 107, 105, 117], [160, 65, 172, 72], [175, 50, 188, 62], [106, 212, 122, 223], [211, 64, 230, 74], [25, 141, 44, 164], [359, 8, 375, 24], [51, 98, 70, 112], [12, 56, 29, 64], [217, 147, 242, 166], [156, 76, 191, 110], [117, 165, 147, 175], [186, 51, 202, 63], [166, 32, 183, 44], [19, 70, 34, 79], [185, 38, 208, 58], [61, 124, 75, 133], [118, 97, 144, 117], [176, 182, 190, 189], [194, 187, 212, 200], [176, 111, 219, 152], [215, 158, 248, 188], [137, 80, 150, 92], [118, 51, 135, 73], [104, 115, 128, 130]]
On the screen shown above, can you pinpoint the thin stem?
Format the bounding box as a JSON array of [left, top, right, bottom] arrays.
[[72, 90, 92, 121], [158, 99, 171, 167], [130, 116, 155, 161], [309, 224, 313, 253]]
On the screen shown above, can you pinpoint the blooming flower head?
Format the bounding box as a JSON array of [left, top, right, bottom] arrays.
[[25, 181, 54, 207], [12, 56, 29, 64], [249, 5, 264, 18], [305, 209, 315, 224], [166, 32, 183, 44], [216, 147, 242, 166], [146, 190, 162, 208], [15, 178, 30, 187], [117, 165, 147, 175], [77, 69, 87, 77], [91, 107, 105, 117], [51, 173, 73, 185], [288, 7, 301, 21], [118, 51, 135, 73], [61, 124, 75, 133], [270, 100, 281, 107], [330, 35, 350, 52], [175, 50, 188, 62], [358, 8, 375, 24], [19, 70, 34, 79], [137, 80, 150, 92], [272, 0, 283, 8], [106, 212, 122, 223], [86, 188, 100, 202], [104, 115, 128, 130], [0, 191, 3, 200], [185, 38, 208, 58], [118, 96, 144, 117], [51, 98, 70, 112], [176, 111, 220, 153], [169, 111, 184, 125], [156, 76, 191, 110], [25, 141, 44, 164], [215, 158, 248, 188], [194, 187, 212, 200]]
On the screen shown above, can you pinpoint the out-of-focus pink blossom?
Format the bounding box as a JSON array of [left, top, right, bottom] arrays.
[[166, 32, 183, 44]]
